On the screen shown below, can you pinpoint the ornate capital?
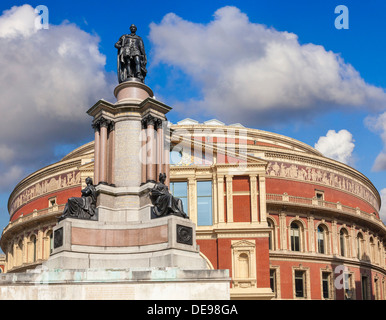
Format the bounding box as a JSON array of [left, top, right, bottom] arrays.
[[142, 114, 163, 129], [92, 117, 115, 132]]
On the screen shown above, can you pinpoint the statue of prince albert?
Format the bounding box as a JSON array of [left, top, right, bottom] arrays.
[[115, 24, 147, 83]]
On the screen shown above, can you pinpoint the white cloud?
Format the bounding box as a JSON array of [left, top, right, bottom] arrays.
[[149, 6, 386, 125], [314, 129, 355, 165], [379, 188, 386, 224], [365, 112, 386, 171], [0, 5, 36, 38], [0, 5, 115, 192]]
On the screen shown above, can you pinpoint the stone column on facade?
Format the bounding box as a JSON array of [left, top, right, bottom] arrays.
[[99, 118, 109, 185], [307, 215, 315, 253], [225, 175, 234, 223], [250, 174, 258, 223], [37, 228, 43, 261], [365, 229, 370, 261], [217, 175, 225, 224], [22, 236, 27, 265], [332, 220, 338, 255], [258, 175, 267, 222], [213, 172, 218, 225], [188, 177, 197, 223], [350, 225, 356, 259], [93, 123, 100, 185], [279, 210, 287, 251]]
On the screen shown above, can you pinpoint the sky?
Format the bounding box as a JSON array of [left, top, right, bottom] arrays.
[[1, 0, 386, 235]]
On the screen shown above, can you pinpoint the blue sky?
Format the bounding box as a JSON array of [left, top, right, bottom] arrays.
[[1, 0, 386, 234]]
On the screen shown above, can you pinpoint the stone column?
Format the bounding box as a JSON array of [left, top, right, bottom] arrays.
[[225, 175, 233, 223], [22, 236, 27, 265], [188, 177, 197, 223], [108, 122, 115, 186], [213, 172, 218, 225], [332, 220, 338, 255], [308, 215, 315, 253], [146, 116, 156, 183], [164, 129, 170, 188], [217, 175, 225, 224], [279, 211, 287, 250], [249, 174, 258, 223], [350, 225, 356, 259], [156, 119, 164, 180], [99, 118, 109, 185], [141, 119, 147, 185], [258, 175, 267, 222], [37, 228, 43, 261], [93, 123, 100, 185]]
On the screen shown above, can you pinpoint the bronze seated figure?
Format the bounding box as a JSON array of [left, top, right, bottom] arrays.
[[150, 173, 188, 219], [58, 177, 97, 221]]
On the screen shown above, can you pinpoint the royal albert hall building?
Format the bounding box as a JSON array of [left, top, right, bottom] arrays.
[[1, 117, 386, 300]]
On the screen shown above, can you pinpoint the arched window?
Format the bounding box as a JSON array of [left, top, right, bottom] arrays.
[[290, 222, 301, 252], [317, 225, 326, 254], [340, 229, 348, 257]]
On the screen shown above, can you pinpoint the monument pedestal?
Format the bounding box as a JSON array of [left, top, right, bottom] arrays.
[[46, 201, 208, 270], [20, 81, 231, 300], [0, 81, 231, 300]]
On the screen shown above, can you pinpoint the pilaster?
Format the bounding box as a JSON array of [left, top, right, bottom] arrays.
[[226, 175, 233, 223], [217, 175, 225, 224], [250, 175, 258, 223]]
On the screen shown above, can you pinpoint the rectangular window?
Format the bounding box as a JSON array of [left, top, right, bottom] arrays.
[[48, 197, 57, 207], [270, 269, 277, 296], [340, 233, 345, 257], [322, 272, 331, 299], [315, 191, 324, 200], [291, 227, 300, 252], [318, 230, 325, 254], [294, 270, 305, 298], [344, 273, 354, 300], [362, 276, 369, 300], [170, 182, 188, 215], [197, 181, 212, 226]]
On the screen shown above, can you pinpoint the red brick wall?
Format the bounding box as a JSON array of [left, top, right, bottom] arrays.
[[198, 236, 271, 290], [256, 237, 271, 288], [10, 186, 81, 221], [266, 178, 378, 216], [233, 176, 251, 222]]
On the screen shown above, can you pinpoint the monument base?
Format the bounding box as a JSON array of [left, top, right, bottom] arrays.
[[0, 267, 230, 300], [46, 210, 208, 270]]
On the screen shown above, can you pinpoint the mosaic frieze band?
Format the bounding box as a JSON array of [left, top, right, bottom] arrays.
[[9, 170, 81, 217], [266, 161, 379, 210]]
